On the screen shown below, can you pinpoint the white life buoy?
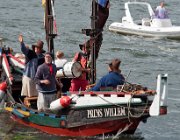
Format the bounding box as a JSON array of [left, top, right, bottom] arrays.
[[50, 96, 71, 110]]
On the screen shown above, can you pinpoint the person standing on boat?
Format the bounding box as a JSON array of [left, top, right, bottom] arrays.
[[155, 2, 168, 19], [18, 35, 45, 97], [69, 42, 91, 91], [90, 59, 125, 91], [35, 52, 58, 111]]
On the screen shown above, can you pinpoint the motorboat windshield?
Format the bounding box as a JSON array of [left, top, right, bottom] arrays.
[[123, 2, 155, 25]]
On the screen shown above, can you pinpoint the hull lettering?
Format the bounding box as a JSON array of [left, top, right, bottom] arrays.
[[87, 107, 126, 119]]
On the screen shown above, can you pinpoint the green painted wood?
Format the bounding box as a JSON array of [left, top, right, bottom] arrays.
[[29, 114, 65, 127]]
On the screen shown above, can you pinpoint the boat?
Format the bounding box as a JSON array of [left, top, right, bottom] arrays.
[[0, 0, 168, 137], [109, 1, 180, 39]]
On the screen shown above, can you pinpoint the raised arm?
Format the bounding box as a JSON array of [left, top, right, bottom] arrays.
[[18, 34, 29, 56]]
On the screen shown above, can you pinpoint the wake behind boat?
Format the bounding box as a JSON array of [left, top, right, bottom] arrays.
[[109, 1, 180, 39], [0, 0, 168, 137]]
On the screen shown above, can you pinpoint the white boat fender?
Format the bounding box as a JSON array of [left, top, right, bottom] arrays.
[[0, 81, 7, 102], [50, 96, 71, 110]]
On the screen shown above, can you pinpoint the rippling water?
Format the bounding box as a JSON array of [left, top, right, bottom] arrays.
[[0, 0, 180, 139]]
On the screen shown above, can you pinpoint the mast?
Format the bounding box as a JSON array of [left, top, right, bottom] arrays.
[[44, 0, 57, 58], [90, 0, 98, 84], [89, 0, 110, 84]]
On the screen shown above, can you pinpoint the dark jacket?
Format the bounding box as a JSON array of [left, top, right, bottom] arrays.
[[35, 63, 57, 94], [91, 71, 125, 91], [21, 42, 38, 78], [21, 42, 44, 78]]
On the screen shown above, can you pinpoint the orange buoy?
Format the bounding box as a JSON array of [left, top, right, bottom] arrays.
[[0, 81, 7, 102], [0, 81, 7, 91], [60, 96, 71, 108]]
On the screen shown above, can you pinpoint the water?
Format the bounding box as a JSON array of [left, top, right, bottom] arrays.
[[0, 0, 180, 139]]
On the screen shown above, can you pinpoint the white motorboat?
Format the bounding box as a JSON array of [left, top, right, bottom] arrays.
[[109, 1, 180, 39]]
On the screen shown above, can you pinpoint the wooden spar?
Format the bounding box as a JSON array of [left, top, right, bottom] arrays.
[[50, 0, 58, 34], [90, 0, 98, 84], [89, 0, 110, 84], [45, 0, 57, 59]]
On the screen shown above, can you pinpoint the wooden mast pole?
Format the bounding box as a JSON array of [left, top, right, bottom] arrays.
[[90, 0, 98, 84], [85, 0, 109, 84], [45, 0, 57, 59]]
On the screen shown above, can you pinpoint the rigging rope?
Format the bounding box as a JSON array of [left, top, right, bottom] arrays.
[[112, 122, 133, 140], [127, 92, 149, 122]]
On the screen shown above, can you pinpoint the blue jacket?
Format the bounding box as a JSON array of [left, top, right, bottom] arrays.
[[21, 42, 44, 78], [91, 71, 125, 91], [35, 63, 57, 94]]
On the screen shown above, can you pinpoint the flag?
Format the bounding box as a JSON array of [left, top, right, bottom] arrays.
[[98, 0, 108, 8], [42, 0, 46, 8]]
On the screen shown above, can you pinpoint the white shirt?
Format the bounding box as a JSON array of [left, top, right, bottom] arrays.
[[54, 58, 67, 68]]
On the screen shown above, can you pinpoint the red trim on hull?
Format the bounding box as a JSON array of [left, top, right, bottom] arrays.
[[12, 115, 142, 136], [69, 91, 155, 96], [8, 54, 25, 65]]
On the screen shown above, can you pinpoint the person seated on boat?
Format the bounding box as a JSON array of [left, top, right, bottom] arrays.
[[54, 50, 67, 69], [34, 52, 60, 111], [54, 50, 71, 93], [90, 58, 125, 91], [69, 42, 91, 91], [15, 53, 26, 63], [155, 1, 169, 19], [18, 35, 45, 98]]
